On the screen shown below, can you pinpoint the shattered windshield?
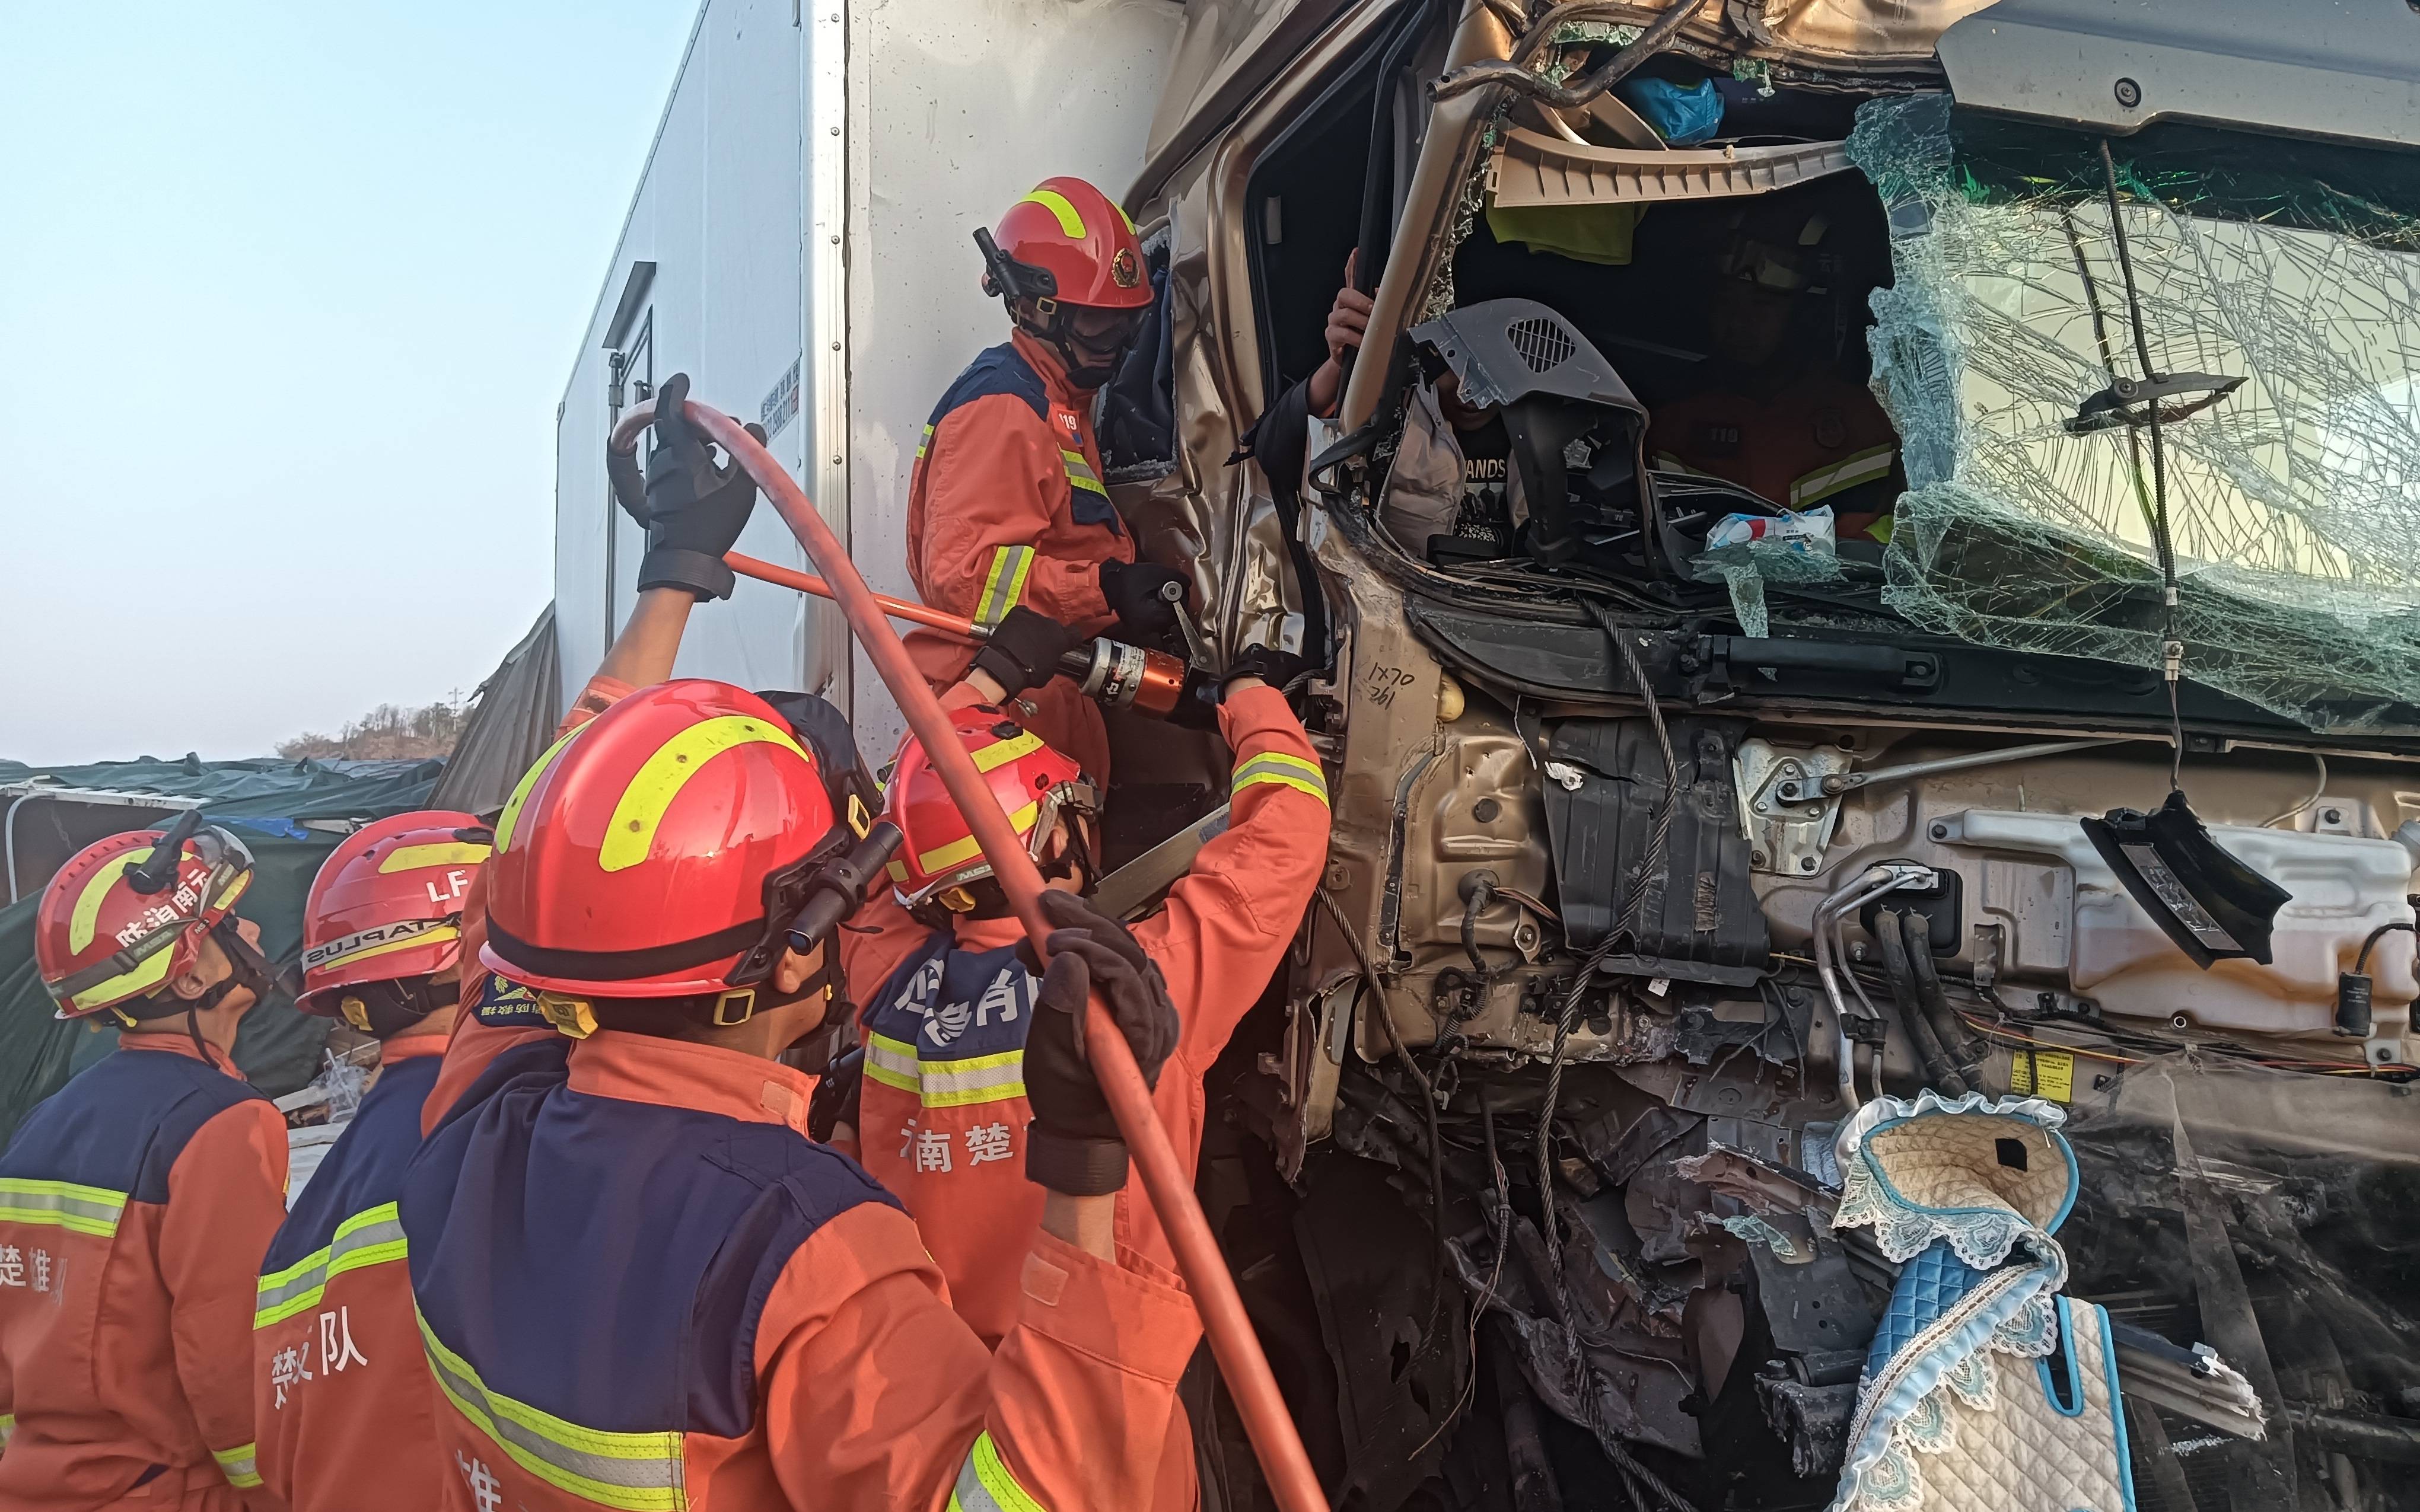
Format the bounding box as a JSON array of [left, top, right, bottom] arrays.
[[1849, 95, 2420, 732]]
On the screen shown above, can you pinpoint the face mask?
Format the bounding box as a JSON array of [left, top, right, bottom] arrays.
[[1026, 305, 1147, 390]]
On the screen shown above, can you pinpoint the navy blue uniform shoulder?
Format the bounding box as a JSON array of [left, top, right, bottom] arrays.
[[262, 1051, 442, 1274], [0, 1045, 268, 1205], [402, 1051, 900, 1442], [928, 342, 1049, 429], [864, 936, 1039, 1066], [422, 1033, 573, 1143]]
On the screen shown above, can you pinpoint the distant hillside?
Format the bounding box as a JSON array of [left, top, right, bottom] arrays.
[[278, 699, 470, 761]]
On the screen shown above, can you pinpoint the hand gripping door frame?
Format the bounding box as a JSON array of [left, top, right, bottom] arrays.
[[609, 395, 1326, 1512]]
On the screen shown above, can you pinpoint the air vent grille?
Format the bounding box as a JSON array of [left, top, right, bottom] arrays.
[[1509, 316, 1576, 373]]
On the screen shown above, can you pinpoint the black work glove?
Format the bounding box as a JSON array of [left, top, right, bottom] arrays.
[[1097, 559, 1188, 639], [1166, 667, 1222, 731], [607, 372, 766, 601], [1022, 888, 1180, 1196], [971, 606, 1080, 700], [1221, 644, 1311, 701], [808, 1045, 864, 1144]]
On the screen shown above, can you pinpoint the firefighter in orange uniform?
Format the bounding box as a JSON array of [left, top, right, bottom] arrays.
[[250, 811, 489, 1510], [399, 677, 1202, 1510], [421, 369, 771, 1130], [1646, 203, 1903, 536], [832, 624, 1333, 1507], [905, 175, 1187, 783], [1, 819, 289, 1510]]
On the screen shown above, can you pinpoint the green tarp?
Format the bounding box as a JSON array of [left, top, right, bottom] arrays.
[[0, 757, 441, 1144]]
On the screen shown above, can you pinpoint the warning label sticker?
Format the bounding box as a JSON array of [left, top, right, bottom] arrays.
[[2008, 1047, 2075, 1102]]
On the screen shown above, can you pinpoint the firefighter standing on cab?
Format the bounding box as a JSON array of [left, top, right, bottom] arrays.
[[904, 175, 1190, 783]]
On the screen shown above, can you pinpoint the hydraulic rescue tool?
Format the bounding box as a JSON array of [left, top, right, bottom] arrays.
[[720, 550, 1195, 719], [607, 397, 1328, 1512]]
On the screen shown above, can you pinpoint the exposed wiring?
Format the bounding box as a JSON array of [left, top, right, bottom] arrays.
[[1532, 605, 1674, 1334], [1951, 1007, 2415, 1077], [1534, 939, 1615, 1299], [1953, 1010, 2142, 1068], [2261, 752, 2329, 827], [1492, 884, 1561, 924], [2355, 919, 2414, 973], [1432, 0, 1702, 110], [1409, 1097, 1517, 1462], [1316, 885, 1457, 1342], [1586, 601, 1679, 947]]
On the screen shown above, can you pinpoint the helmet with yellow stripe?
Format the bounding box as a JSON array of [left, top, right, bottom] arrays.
[[35, 818, 259, 1021], [298, 809, 487, 1036], [481, 681, 885, 1025], [883, 705, 1098, 917], [988, 177, 1150, 312], [982, 176, 1151, 388]]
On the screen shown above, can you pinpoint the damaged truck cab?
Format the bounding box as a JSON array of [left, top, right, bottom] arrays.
[[1115, 0, 2420, 1506]]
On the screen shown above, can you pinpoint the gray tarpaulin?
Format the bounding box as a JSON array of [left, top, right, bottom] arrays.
[[430, 604, 562, 816]]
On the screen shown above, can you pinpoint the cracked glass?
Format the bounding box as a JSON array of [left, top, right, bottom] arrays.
[[1848, 94, 2420, 732]]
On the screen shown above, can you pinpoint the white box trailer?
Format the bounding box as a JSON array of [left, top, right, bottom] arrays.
[[553, 0, 1183, 761]]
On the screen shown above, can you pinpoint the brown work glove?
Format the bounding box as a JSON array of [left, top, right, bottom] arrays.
[[1021, 889, 1179, 1195]]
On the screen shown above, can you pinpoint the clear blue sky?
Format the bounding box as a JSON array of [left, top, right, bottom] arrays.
[[0, 4, 700, 763]]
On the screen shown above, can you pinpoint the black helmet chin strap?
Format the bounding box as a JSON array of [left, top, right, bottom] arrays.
[[185, 921, 285, 1063]]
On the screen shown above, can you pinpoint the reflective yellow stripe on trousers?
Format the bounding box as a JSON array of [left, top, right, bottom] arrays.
[[948, 1431, 1048, 1512]]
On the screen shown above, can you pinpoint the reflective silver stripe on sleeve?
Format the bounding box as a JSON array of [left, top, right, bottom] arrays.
[[1788, 444, 1896, 508], [255, 1203, 410, 1326], [419, 1312, 685, 1510], [973, 546, 1037, 627], [0, 1178, 128, 1238], [213, 1442, 262, 1489], [1231, 751, 1329, 806], [1059, 449, 1108, 497]]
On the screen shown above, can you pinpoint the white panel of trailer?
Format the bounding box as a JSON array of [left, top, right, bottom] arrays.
[[557, 0, 1183, 753], [836, 0, 1183, 760]]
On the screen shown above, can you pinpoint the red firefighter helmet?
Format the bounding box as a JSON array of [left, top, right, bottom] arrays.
[[299, 809, 486, 1029], [35, 818, 257, 1020], [883, 706, 1099, 911], [989, 177, 1151, 311], [482, 681, 853, 1003]]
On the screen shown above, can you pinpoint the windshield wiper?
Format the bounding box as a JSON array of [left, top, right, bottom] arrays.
[[2075, 138, 2292, 972], [2066, 369, 2246, 434]]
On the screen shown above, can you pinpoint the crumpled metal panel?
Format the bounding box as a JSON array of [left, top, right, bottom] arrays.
[[1721, 0, 1997, 66], [1133, 160, 1307, 666]]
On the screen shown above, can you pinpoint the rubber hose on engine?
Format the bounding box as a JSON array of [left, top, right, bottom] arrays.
[[1875, 907, 1967, 1097], [1901, 910, 1985, 1080]]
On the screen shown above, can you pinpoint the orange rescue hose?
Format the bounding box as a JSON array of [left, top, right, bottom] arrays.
[[612, 400, 1328, 1512], [725, 550, 984, 642]]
